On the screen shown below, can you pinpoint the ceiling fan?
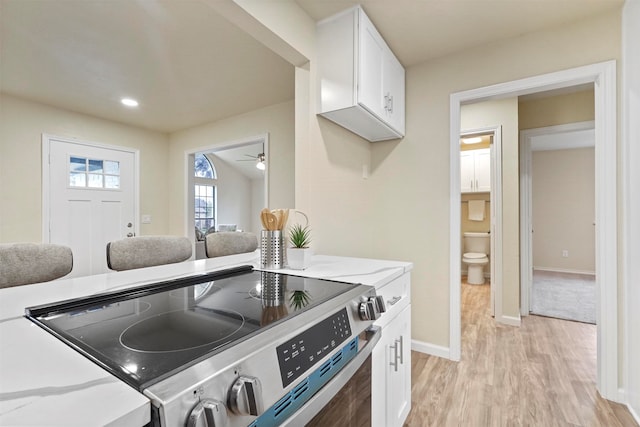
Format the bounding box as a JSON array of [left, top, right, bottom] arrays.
[[237, 153, 266, 170]]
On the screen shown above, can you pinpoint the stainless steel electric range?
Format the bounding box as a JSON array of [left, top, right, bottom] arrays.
[[25, 265, 384, 427]]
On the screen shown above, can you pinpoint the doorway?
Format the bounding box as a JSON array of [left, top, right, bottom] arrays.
[[185, 134, 269, 258], [520, 121, 596, 324], [42, 134, 139, 277], [448, 61, 618, 400], [459, 127, 502, 317]]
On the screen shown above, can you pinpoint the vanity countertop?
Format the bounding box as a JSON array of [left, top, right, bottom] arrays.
[[0, 252, 411, 426]]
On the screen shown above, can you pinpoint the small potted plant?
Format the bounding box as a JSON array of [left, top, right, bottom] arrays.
[[287, 223, 312, 270]]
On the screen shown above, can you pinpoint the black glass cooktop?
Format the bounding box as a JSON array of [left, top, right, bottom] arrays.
[[25, 266, 357, 390]]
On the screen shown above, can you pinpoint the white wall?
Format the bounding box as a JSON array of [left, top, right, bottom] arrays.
[[251, 178, 265, 235], [0, 94, 170, 242], [207, 154, 252, 233], [623, 0, 640, 421]]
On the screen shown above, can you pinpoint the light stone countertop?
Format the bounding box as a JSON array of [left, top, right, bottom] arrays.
[[0, 252, 411, 426]]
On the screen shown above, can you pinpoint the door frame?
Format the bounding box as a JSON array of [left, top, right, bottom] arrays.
[[41, 134, 141, 243], [460, 125, 502, 318], [183, 133, 270, 254], [448, 60, 618, 401], [519, 120, 596, 315]]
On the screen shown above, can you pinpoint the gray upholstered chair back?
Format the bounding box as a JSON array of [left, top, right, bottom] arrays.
[[0, 243, 73, 288], [204, 232, 258, 258], [106, 236, 192, 271]]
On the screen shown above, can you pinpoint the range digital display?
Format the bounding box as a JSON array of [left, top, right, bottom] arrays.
[[276, 308, 352, 388]]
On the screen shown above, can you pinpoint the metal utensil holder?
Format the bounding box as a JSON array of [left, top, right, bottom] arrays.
[[261, 230, 285, 269]]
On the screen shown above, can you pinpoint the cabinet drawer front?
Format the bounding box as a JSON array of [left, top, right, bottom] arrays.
[[375, 273, 410, 327]]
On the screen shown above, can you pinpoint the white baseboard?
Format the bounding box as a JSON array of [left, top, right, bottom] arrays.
[[498, 314, 521, 327], [533, 267, 596, 276], [629, 403, 640, 425], [619, 388, 640, 424], [411, 339, 451, 359]]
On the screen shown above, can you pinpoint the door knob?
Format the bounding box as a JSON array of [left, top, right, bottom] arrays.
[[127, 232, 135, 238]]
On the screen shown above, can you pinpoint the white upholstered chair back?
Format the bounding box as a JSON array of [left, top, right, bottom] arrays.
[[106, 236, 192, 271], [0, 243, 73, 288]]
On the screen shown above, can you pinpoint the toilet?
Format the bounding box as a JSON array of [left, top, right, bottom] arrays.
[[463, 232, 490, 285]]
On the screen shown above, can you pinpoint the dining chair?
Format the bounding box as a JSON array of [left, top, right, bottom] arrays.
[[204, 232, 258, 258], [106, 236, 192, 271], [0, 243, 73, 288]]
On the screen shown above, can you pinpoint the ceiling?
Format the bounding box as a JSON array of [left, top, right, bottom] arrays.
[[209, 142, 266, 180], [0, 0, 294, 133], [1, 0, 622, 135], [294, 0, 623, 67]]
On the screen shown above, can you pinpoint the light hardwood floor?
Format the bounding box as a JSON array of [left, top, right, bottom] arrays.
[[404, 279, 638, 427]]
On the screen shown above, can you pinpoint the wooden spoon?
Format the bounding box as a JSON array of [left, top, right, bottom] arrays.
[[265, 212, 278, 231], [260, 208, 270, 230]]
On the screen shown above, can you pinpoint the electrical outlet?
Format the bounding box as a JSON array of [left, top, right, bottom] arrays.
[[562, 250, 569, 258]]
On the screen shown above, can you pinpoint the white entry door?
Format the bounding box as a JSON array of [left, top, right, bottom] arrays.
[[45, 137, 137, 278]]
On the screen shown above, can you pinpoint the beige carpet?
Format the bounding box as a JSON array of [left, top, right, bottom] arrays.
[[530, 270, 596, 324]]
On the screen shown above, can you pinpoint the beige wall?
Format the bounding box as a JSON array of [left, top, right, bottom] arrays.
[[519, 89, 595, 130], [532, 147, 595, 273], [167, 100, 295, 236], [519, 89, 596, 274], [312, 10, 619, 347], [0, 93, 170, 243]]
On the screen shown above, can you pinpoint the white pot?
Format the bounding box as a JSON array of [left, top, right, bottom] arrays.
[[287, 247, 313, 270]]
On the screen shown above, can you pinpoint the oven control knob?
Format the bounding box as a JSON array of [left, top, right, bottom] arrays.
[[358, 297, 381, 321], [375, 295, 387, 313], [186, 398, 228, 427], [228, 375, 264, 416]]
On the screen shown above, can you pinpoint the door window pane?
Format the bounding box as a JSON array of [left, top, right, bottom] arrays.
[[105, 175, 120, 189], [88, 159, 103, 172], [70, 172, 86, 187], [69, 156, 120, 190], [70, 157, 86, 172], [104, 161, 119, 174]]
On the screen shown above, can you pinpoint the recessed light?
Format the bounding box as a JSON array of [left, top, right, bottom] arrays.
[[121, 98, 139, 107]]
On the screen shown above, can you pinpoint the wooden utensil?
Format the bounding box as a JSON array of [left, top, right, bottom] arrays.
[[265, 212, 278, 231], [260, 208, 270, 230]]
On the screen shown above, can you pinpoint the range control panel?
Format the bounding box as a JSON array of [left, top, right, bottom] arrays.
[[276, 308, 352, 387]]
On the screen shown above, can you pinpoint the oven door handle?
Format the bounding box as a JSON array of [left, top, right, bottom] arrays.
[[280, 325, 382, 426]]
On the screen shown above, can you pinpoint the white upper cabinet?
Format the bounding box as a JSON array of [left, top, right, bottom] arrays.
[[317, 6, 405, 142], [461, 148, 491, 193]]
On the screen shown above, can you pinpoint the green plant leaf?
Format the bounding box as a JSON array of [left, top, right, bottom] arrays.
[[289, 224, 311, 248]]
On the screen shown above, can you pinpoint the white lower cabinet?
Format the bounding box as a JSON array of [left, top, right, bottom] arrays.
[[372, 303, 411, 427]]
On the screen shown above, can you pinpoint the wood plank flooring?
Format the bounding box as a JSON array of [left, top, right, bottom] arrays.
[[404, 279, 638, 427]]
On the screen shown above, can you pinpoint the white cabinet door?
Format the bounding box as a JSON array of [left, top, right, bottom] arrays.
[[475, 148, 491, 192], [460, 150, 476, 193], [460, 148, 491, 193], [358, 10, 385, 119], [386, 305, 411, 427], [383, 52, 406, 134], [372, 304, 412, 427]]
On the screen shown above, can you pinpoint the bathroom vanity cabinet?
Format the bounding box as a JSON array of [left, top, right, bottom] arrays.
[[316, 5, 405, 142], [461, 148, 491, 193]]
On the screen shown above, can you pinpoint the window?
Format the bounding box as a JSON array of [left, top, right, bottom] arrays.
[[194, 154, 216, 233], [69, 156, 120, 189]]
